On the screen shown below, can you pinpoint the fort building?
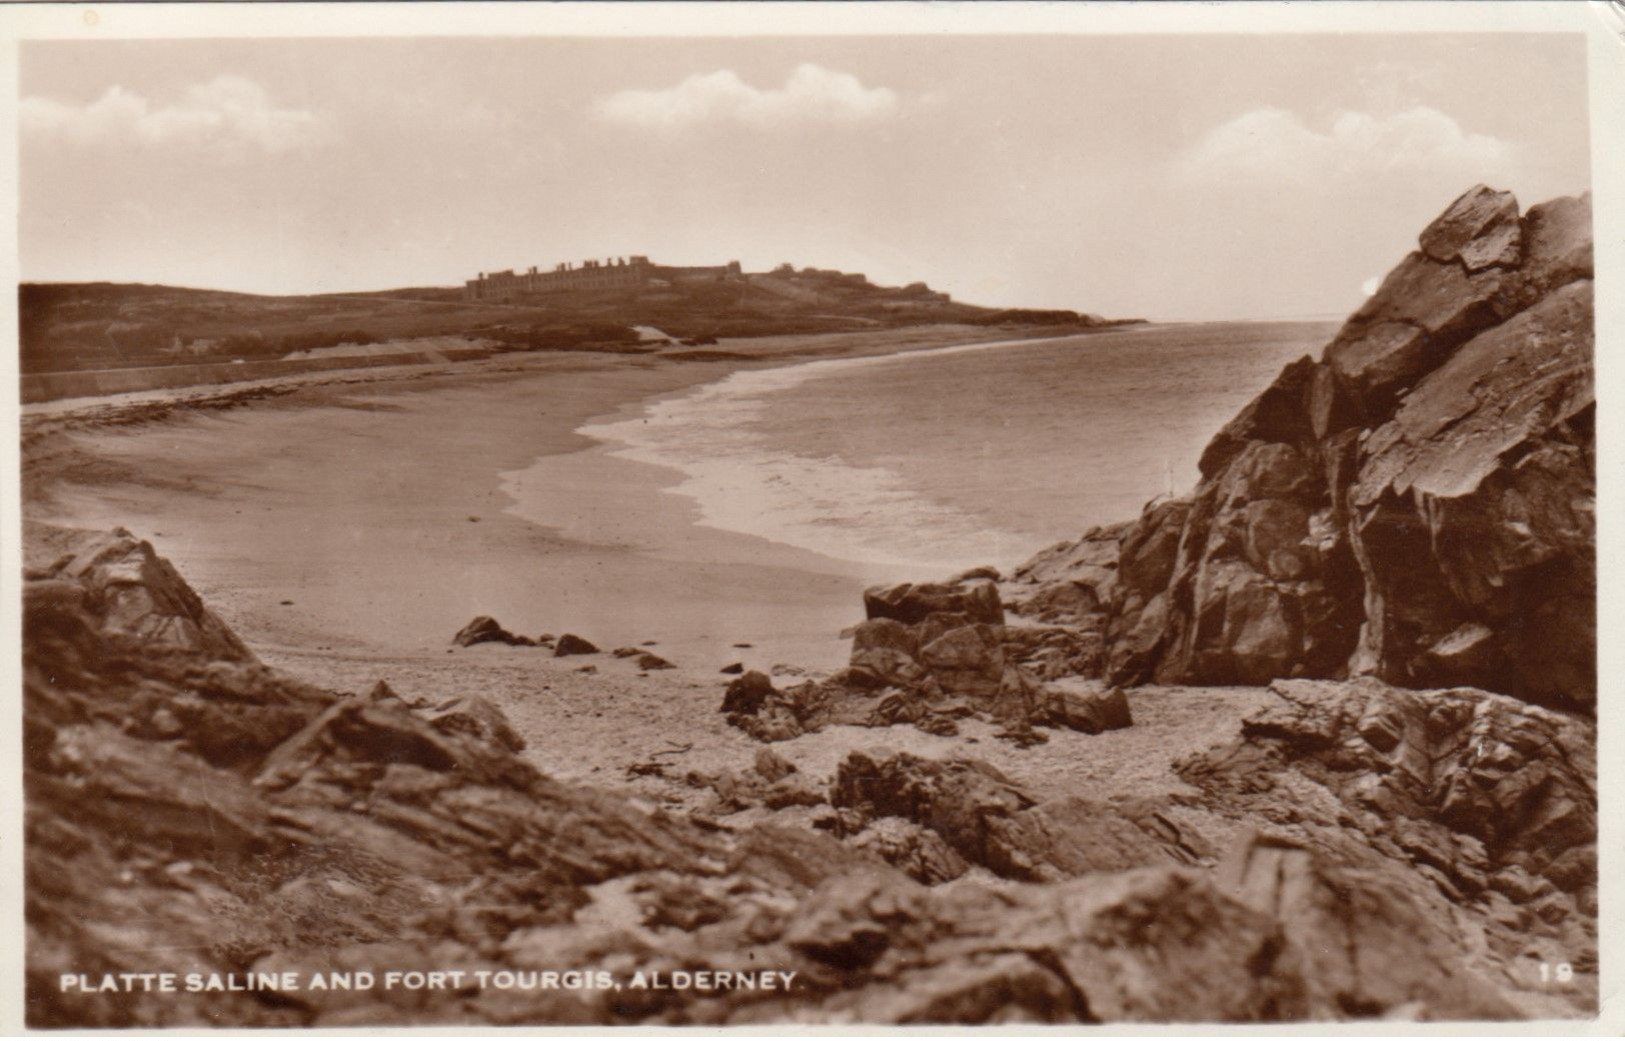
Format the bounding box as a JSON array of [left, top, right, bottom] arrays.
[[464, 256, 743, 301]]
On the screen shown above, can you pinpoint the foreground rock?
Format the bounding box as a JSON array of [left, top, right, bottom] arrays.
[[1178, 677, 1597, 1000], [26, 526, 1594, 1025], [1008, 187, 1594, 710], [830, 748, 1204, 883]]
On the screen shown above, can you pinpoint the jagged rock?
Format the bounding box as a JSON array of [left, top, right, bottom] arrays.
[[1350, 280, 1594, 707], [754, 748, 797, 783], [1180, 678, 1595, 920], [863, 578, 1003, 626], [721, 670, 777, 715], [1217, 832, 1517, 1018], [846, 817, 970, 884], [831, 749, 1198, 882], [1047, 187, 1594, 707], [851, 617, 919, 656], [1009, 522, 1125, 592], [848, 646, 930, 690], [1039, 685, 1132, 734], [552, 633, 599, 657], [453, 615, 535, 648], [1012, 579, 1102, 623], [24, 532, 726, 1027], [692, 762, 826, 814], [27, 526, 255, 662], [1000, 624, 1105, 681], [725, 570, 1098, 742], [635, 652, 676, 671], [1418, 183, 1521, 271], [1501, 192, 1592, 310], [1175, 678, 1597, 1009], [1198, 356, 1317, 478], [417, 691, 526, 753], [917, 624, 1005, 697]]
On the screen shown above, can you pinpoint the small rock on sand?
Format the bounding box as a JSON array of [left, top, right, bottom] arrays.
[[554, 633, 599, 657]]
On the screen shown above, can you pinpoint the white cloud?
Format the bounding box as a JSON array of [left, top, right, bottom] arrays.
[[1178, 106, 1515, 184], [595, 63, 898, 131], [22, 76, 321, 154]]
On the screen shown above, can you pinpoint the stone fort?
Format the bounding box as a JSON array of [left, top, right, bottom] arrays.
[[464, 255, 743, 301]]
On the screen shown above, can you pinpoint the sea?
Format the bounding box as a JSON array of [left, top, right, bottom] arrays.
[[573, 320, 1341, 577]]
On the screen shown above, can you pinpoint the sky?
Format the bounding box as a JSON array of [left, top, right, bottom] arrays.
[[18, 33, 1592, 321]]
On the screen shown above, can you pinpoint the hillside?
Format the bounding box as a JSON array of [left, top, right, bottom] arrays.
[[19, 267, 1137, 376]]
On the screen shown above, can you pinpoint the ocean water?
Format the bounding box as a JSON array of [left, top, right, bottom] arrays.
[[577, 320, 1339, 575]]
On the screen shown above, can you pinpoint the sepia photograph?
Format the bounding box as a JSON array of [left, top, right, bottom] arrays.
[[6, 1, 1617, 1030]]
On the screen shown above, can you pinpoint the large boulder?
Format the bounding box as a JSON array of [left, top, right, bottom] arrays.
[[1417, 184, 1522, 270], [552, 633, 599, 657], [863, 578, 1003, 626], [25, 526, 255, 663], [831, 748, 1198, 882]]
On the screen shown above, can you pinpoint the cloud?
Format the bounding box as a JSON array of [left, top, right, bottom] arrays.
[[595, 63, 898, 131], [22, 76, 321, 154], [1178, 106, 1515, 184]]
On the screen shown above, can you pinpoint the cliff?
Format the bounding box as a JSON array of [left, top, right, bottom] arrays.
[[1012, 186, 1594, 711]]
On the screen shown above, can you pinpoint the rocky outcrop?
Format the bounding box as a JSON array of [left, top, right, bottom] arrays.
[[1013, 187, 1594, 710], [724, 577, 1134, 744], [830, 748, 1202, 883], [1178, 678, 1597, 992], [25, 525, 256, 663]]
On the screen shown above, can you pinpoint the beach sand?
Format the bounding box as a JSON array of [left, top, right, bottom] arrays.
[[22, 322, 1269, 817]]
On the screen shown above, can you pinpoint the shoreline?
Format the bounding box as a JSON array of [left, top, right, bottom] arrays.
[[20, 322, 1070, 712]]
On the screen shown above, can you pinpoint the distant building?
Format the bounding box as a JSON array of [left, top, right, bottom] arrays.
[[463, 256, 743, 301]]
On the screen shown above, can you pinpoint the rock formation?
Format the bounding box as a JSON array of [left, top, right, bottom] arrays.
[[1177, 677, 1597, 1005], [829, 748, 1205, 883], [724, 577, 1133, 744], [452, 615, 538, 647], [1010, 186, 1594, 710], [553, 633, 600, 657]]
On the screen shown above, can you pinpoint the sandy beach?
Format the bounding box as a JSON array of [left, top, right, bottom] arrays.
[[29, 323, 1241, 796]]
